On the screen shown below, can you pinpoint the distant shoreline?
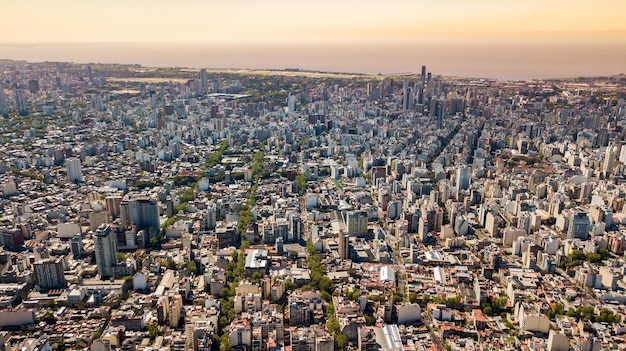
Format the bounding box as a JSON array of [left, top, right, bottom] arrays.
[[0, 41, 624, 81]]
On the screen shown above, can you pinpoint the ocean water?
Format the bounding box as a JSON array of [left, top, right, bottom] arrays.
[[1, 41, 625, 80]]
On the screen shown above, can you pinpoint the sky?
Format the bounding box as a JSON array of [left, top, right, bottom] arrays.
[[2, 0, 625, 44], [1, 1, 625, 79]]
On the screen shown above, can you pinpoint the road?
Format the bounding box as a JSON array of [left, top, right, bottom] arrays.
[[421, 310, 446, 351]]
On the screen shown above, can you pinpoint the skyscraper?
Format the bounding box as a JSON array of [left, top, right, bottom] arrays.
[[344, 211, 368, 237], [70, 235, 84, 258], [567, 211, 590, 240], [94, 224, 117, 278], [456, 165, 471, 191], [287, 94, 296, 113], [149, 91, 157, 110], [15, 89, 28, 116], [66, 157, 83, 183], [28, 79, 39, 94], [199, 69, 208, 91], [338, 231, 350, 260], [120, 196, 160, 244], [430, 98, 446, 128], [603, 144, 616, 176], [419, 65, 426, 105], [402, 80, 410, 111], [0, 88, 8, 117], [34, 257, 67, 289]]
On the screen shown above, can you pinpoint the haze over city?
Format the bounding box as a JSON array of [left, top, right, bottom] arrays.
[[2, 1, 626, 351], [1, 0, 625, 79]]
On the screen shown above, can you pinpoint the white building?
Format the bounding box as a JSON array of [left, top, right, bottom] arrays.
[[456, 164, 471, 190], [66, 157, 83, 183], [547, 330, 570, 351], [397, 304, 421, 324], [380, 266, 395, 282]]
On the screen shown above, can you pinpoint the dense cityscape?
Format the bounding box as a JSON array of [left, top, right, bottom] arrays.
[[0, 59, 626, 351]]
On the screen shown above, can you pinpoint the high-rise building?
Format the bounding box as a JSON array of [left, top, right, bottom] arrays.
[[287, 94, 296, 113], [106, 196, 122, 218], [456, 165, 471, 191], [419, 65, 426, 105], [206, 203, 217, 230], [70, 235, 84, 258], [339, 231, 350, 260], [402, 80, 410, 111], [199, 69, 208, 91], [34, 257, 67, 289], [603, 144, 616, 176], [559, 109, 569, 125], [15, 89, 28, 116], [28, 79, 39, 94], [288, 211, 302, 242], [65, 157, 83, 183], [0, 88, 8, 117], [120, 196, 160, 243], [149, 91, 157, 110], [344, 211, 368, 236], [567, 211, 590, 240], [94, 224, 117, 278]]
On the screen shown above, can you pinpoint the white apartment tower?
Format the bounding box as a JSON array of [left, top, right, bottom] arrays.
[[66, 157, 83, 183]]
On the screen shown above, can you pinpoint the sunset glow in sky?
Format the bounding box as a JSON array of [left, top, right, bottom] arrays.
[[3, 0, 625, 44]]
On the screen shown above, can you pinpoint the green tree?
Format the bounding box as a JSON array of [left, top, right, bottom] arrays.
[[483, 305, 493, 316], [285, 278, 297, 291], [295, 173, 307, 194], [187, 260, 198, 275], [334, 334, 347, 351], [321, 291, 332, 303], [219, 334, 232, 351], [116, 252, 128, 262], [445, 296, 462, 309], [147, 323, 159, 341], [251, 272, 263, 282], [181, 188, 195, 202], [392, 293, 403, 304]]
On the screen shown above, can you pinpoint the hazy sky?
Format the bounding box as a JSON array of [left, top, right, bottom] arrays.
[[2, 0, 625, 44]]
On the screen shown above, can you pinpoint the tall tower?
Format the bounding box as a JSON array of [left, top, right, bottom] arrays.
[[567, 211, 590, 240], [199, 69, 208, 91], [66, 158, 83, 183], [15, 89, 28, 116], [34, 257, 67, 289], [287, 93, 296, 113], [120, 196, 160, 245], [28, 80, 39, 94], [149, 91, 157, 110], [338, 231, 350, 260], [419, 65, 426, 105], [402, 80, 410, 111], [130, 197, 160, 232], [603, 144, 616, 176], [456, 165, 471, 191], [344, 211, 368, 237], [94, 224, 117, 278], [0, 88, 8, 117]]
